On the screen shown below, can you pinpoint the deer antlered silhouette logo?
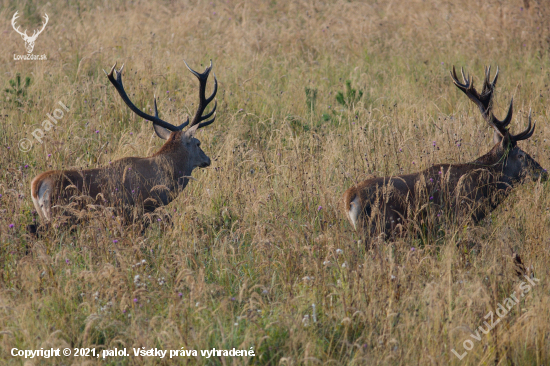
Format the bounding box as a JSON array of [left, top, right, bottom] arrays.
[[12, 11, 49, 54]]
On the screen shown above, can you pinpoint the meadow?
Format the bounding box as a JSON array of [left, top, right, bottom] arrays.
[[1, 0, 550, 364]]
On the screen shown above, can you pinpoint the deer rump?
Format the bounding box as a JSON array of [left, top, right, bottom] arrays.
[[344, 164, 505, 236]]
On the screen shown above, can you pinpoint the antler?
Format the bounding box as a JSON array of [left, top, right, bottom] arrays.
[[450, 65, 514, 137], [29, 14, 48, 41], [450, 66, 527, 140], [11, 12, 48, 40], [509, 110, 535, 142], [184, 60, 218, 129], [11, 11, 28, 38], [104, 63, 189, 131]]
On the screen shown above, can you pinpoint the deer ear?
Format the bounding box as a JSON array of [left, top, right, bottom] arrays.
[[184, 124, 200, 138], [153, 123, 171, 140]]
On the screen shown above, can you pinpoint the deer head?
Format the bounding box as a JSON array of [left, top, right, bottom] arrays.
[[451, 66, 546, 184], [104, 60, 217, 173], [12, 11, 49, 54]]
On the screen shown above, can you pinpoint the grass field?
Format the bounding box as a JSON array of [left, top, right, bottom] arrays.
[[1, 0, 550, 364]]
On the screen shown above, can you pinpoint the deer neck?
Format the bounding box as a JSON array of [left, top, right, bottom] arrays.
[[151, 145, 194, 193], [469, 145, 515, 203], [471, 145, 509, 171]]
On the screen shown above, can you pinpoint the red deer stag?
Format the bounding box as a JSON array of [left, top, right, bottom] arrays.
[[30, 61, 217, 229], [342, 66, 545, 238]]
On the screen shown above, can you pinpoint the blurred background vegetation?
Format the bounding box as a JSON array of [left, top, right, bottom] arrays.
[[1, 0, 550, 364]]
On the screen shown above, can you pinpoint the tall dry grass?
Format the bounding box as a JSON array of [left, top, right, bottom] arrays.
[[1, 0, 550, 364]]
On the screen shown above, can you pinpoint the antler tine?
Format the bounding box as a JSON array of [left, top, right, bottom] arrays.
[[485, 65, 491, 85], [460, 67, 470, 88], [206, 73, 218, 104], [103, 62, 117, 77], [481, 65, 493, 95], [198, 115, 216, 129], [450, 66, 476, 96], [199, 100, 217, 121], [117, 63, 125, 77], [497, 98, 513, 128], [183, 59, 212, 80], [486, 98, 513, 139], [105, 62, 187, 131], [185, 60, 217, 129], [11, 11, 27, 37], [491, 66, 499, 87], [450, 66, 467, 89], [511, 109, 536, 142], [481, 65, 499, 98]]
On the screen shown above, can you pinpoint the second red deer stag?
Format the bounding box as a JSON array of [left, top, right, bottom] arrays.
[[30, 61, 217, 228], [343, 66, 545, 238]]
